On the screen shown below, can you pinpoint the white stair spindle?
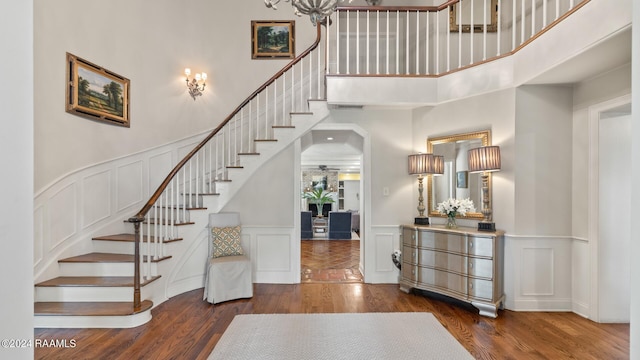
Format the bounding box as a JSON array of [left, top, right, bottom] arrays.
[[555, 0, 559, 20], [356, 10, 360, 75], [483, 0, 488, 61], [512, 0, 516, 51], [346, 10, 350, 75], [405, 10, 409, 74], [426, 11, 430, 75], [436, 8, 440, 74], [531, 0, 536, 38], [415, 11, 420, 75], [543, 0, 547, 27], [386, 10, 389, 74], [366, 10, 370, 75], [521, 0, 525, 44], [376, 10, 380, 74], [497, 0, 502, 56], [471, 0, 474, 65], [395, 10, 399, 75], [336, 11, 340, 74], [458, 2, 462, 69]]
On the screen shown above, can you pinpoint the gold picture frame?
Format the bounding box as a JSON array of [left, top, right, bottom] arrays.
[[66, 53, 130, 127], [251, 20, 295, 59], [450, 0, 498, 33]]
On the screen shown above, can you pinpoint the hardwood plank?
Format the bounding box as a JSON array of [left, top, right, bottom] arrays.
[[59, 253, 171, 263], [35, 276, 160, 287], [34, 300, 152, 316], [34, 285, 629, 359], [93, 233, 183, 244]]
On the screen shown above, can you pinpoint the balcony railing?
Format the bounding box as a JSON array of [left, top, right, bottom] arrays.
[[327, 0, 589, 76]]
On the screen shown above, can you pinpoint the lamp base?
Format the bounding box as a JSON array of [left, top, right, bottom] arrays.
[[477, 222, 496, 232], [414, 217, 430, 225]]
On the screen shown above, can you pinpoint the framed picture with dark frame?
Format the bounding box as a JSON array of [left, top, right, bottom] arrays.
[[66, 52, 130, 127], [251, 20, 295, 59], [457, 171, 468, 188]]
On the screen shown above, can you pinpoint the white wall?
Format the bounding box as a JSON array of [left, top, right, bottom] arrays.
[[222, 145, 296, 226], [34, 0, 318, 191], [598, 114, 631, 322], [0, 1, 33, 359], [631, 0, 639, 355], [515, 85, 573, 235]]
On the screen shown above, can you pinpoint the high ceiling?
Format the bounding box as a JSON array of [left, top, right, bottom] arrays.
[[300, 129, 363, 173]]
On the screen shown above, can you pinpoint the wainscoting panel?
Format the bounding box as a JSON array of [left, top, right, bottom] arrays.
[[81, 170, 111, 229], [148, 151, 173, 194], [116, 160, 144, 212], [34, 206, 44, 268], [48, 183, 77, 249], [504, 235, 573, 311], [364, 226, 401, 284], [247, 226, 296, 284], [521, 248, 554, 296], [256, 235, 291, 272]]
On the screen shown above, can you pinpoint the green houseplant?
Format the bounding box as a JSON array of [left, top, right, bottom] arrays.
[[303, 188, 335, 217]]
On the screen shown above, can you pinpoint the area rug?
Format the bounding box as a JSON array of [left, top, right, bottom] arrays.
[[208, 312, 474, 360]]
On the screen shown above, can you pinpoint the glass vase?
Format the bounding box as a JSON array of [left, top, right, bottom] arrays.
[[446, 215, 457, 229]]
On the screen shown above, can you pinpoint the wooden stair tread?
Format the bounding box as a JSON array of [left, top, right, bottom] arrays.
[[34, 300, 153, 316], [238, 152, 260, 156], [36, 276, 160, 287], [59, 253, 172, 263], [272, 125, 295, 128], [93, 234, 183, 244], [254, 139, 277, 142]]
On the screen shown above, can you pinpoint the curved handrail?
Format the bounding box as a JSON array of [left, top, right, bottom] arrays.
[[128, 23, 322, 223]]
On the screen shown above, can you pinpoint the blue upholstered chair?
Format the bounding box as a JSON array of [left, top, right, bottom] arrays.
[[301, 211, 313, 239], [328, 211, 352, 240]]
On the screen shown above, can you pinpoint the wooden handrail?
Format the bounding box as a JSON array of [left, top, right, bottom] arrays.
[[336, 0, 460, 13]]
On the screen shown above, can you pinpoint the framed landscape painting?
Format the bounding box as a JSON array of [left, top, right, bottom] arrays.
[[251, 20, 295, 59], [66, 53, 130, 127]]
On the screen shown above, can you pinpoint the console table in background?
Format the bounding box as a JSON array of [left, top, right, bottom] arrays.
[[400, 224, 505, 318]]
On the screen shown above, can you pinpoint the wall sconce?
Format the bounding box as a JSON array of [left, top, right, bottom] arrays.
[[408, 153, 444, 225], [468, 146, 501, 231], [184, 68, 207, 100]]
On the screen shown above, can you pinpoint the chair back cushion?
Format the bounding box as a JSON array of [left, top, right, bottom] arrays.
[[211, 225, 244, 258]]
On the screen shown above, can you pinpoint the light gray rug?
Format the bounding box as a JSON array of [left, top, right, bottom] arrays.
[[208, 312, 474, 360]]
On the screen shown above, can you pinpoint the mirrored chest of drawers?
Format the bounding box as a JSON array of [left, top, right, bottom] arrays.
[[400, 224, 505, 318]]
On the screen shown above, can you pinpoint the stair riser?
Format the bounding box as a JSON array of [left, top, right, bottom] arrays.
[[34, 311, 152, 329], [93, 241, 172, 255], [59, 263, 158, 277], [35, 285, 154, 302]]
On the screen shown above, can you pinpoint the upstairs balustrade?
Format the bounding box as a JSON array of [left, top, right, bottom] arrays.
[[327, 0, 588, 76]]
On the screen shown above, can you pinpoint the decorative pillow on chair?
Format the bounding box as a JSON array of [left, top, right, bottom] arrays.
[[211, 225, 244, 258]]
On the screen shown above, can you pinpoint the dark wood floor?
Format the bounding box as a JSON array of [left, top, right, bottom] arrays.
[[35, 284, 629, 360], [301, 239, 363, 283]]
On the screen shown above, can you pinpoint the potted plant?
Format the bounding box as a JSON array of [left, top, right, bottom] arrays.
[[303, 188, 335, 217]]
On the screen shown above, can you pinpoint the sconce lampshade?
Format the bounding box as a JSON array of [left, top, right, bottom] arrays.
[[468, 146, 501, 173], [408, 154, 444, 175]]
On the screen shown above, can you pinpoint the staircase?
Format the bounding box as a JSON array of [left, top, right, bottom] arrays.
[[34, 23, 329, 328]]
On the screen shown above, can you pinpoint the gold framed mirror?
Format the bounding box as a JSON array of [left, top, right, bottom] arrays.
[[427, 130, 491, 219], [449, 0, 498, 33]]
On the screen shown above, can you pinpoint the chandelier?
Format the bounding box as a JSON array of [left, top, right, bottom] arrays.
[[265, 0, 383, 25]]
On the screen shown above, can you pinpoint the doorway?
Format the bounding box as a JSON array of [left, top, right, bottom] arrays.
[[588, 96, 631, 322], [298, 125, 366, 283]]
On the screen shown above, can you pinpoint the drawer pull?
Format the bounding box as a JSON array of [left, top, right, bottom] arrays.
[[411, 269, 415, 275], [412, 252, 416, 258], [469, 282, 474, 289], [469, 262, 474, 269], [469, 241, 474, 248]]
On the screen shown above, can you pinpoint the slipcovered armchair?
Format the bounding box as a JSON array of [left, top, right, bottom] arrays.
[[204, 212, 253, 304], [328, 211, 352, 240], [301, 211, 313, 239]]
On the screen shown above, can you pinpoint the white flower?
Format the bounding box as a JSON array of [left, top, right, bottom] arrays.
[[436, 198, 475, 217]]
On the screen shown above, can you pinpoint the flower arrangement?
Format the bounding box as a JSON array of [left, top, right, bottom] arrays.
[[436, 198, 475, 228]]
